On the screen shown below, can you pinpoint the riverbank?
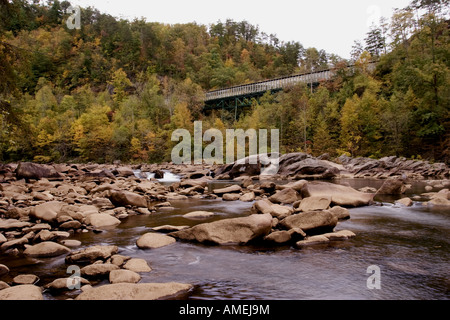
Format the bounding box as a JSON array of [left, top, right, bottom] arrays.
[[0, 154, 449, 300]]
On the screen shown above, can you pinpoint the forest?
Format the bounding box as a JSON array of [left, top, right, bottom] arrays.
[[0, 0, 449, 164]]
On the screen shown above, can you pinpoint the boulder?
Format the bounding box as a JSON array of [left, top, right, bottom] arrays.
[[109, 190, 148, 208], [23, 241, 71, 258], [0, 285, 43, 300], [0, 264, 9, 277], [301, 181, 374, 207], [428, 197, 450, 206], [297, 196, 331, 212], [328, 206, 351, 220], [13, 274, 39, 285], [280, 210, 338, 235], [75, 282, 193, 300], [15, 162, 61, 180], [110, 254, 131, 266], [269, 188, 299, 204], [278, 154, 340, 179], [270, 204, 294, 220], [136, 233, 176, 249], [296, 235, 330, 247], [113, 167, 135, 177], [123, 258, 152, 273], [277, 180, 308, 192], [0, 219, 33, 230], [239, 192, 255, 202], [85, 213, 121, 228], [30, 201, 64, 222], [44, 277, 90, 291], [213, 185, 242, 195], [1, 237, 28, 251], [59, 220, 82, 229], [109, 269, 141, 284], [170, 214, 272, 245], [183, 211, 215, 219], [322, 230, 356, 241], [253, 199, 274, 215], [0, 281, 10, 290], [151, 225, 189, 233], [376, 179, 406, 195], [395, 197, 413, 207], [264, 230, 291, 244], [222, 193, 241, 201], [65, 245, 118, 264], [0, 233, 6, 245], [60, 239, 82, 248], [81, 263, 119, 278]]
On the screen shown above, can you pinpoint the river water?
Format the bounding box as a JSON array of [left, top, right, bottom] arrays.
[[0, 179, 449, 300]]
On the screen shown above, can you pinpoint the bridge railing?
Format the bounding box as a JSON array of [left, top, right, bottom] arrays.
[[205, 62, 376, 102]]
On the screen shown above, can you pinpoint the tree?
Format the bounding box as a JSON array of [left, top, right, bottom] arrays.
[[365, 23, 386, 58], [108, 68, 133, 106], [72, 104, 113, 162]]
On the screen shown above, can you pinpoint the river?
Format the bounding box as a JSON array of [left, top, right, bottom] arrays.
[[0, 178, 448, 300]]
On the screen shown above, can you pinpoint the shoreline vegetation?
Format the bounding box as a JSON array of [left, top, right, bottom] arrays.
[[0, 154, 449, 300], [1, 0, 449, 165]]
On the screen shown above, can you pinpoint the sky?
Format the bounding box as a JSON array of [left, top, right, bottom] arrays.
[[69, 0, 413, 59]]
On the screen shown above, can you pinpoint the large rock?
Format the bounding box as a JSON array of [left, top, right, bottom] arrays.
[[23, 241, 71, 258], [122, 258, 152, 273], [13, 274, 39, 285], [30, 201, 64, 222], [269, 188, 299, 204], [252, 200, 293, 219], [301, 181, 374, 207], [15, 162, 61, 180], [213, 185, 242, 195], [280, 210, 338, 235], [296, 235, 330, 247], [81, 263, 119, 278], [44, 277, 90, 291], [328, 206, 351, 220], [278, 154, 340, 179], [239, 192, 255, 202], [108, 190, 148, 208], [1, 237, 28, 251], [376, 179, 407, 195], [0, 264, 9, 277], [85, 213, 121, 228], [75, 282, 193, 300], [183, 211, 215, 219], [170, 214, 272, 245], [270, 204, 294, 220], [0, 285, 43, 300], [297, 196, 331, 212], [109, 269, 141, 284], [136, 233, 176, 249], [0, 219, 33, 230], [253, 199, 274, 215], [65, 245, 118, 264]]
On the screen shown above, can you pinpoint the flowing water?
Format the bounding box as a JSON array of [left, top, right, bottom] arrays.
[[0, 179, 449, 300]]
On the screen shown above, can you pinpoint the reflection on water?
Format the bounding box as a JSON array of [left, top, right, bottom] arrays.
[[0, 179, 449, 300]]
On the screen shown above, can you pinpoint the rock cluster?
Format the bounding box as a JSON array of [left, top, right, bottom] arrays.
[[1, 157, 449, 300]]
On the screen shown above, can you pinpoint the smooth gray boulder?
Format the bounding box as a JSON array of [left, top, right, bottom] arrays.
[[170, 214, 272, 245]]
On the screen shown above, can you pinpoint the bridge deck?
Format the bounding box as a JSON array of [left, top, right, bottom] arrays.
[[205, 62, 376, 103]]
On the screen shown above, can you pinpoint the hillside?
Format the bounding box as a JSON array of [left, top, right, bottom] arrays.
[[0, 0, 449, 163]]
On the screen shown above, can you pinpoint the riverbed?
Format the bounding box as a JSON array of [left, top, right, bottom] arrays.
[[0, 179, 449, 300]]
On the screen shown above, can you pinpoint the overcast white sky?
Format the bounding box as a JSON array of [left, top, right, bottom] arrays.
[[70, 0, 412, 59]]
